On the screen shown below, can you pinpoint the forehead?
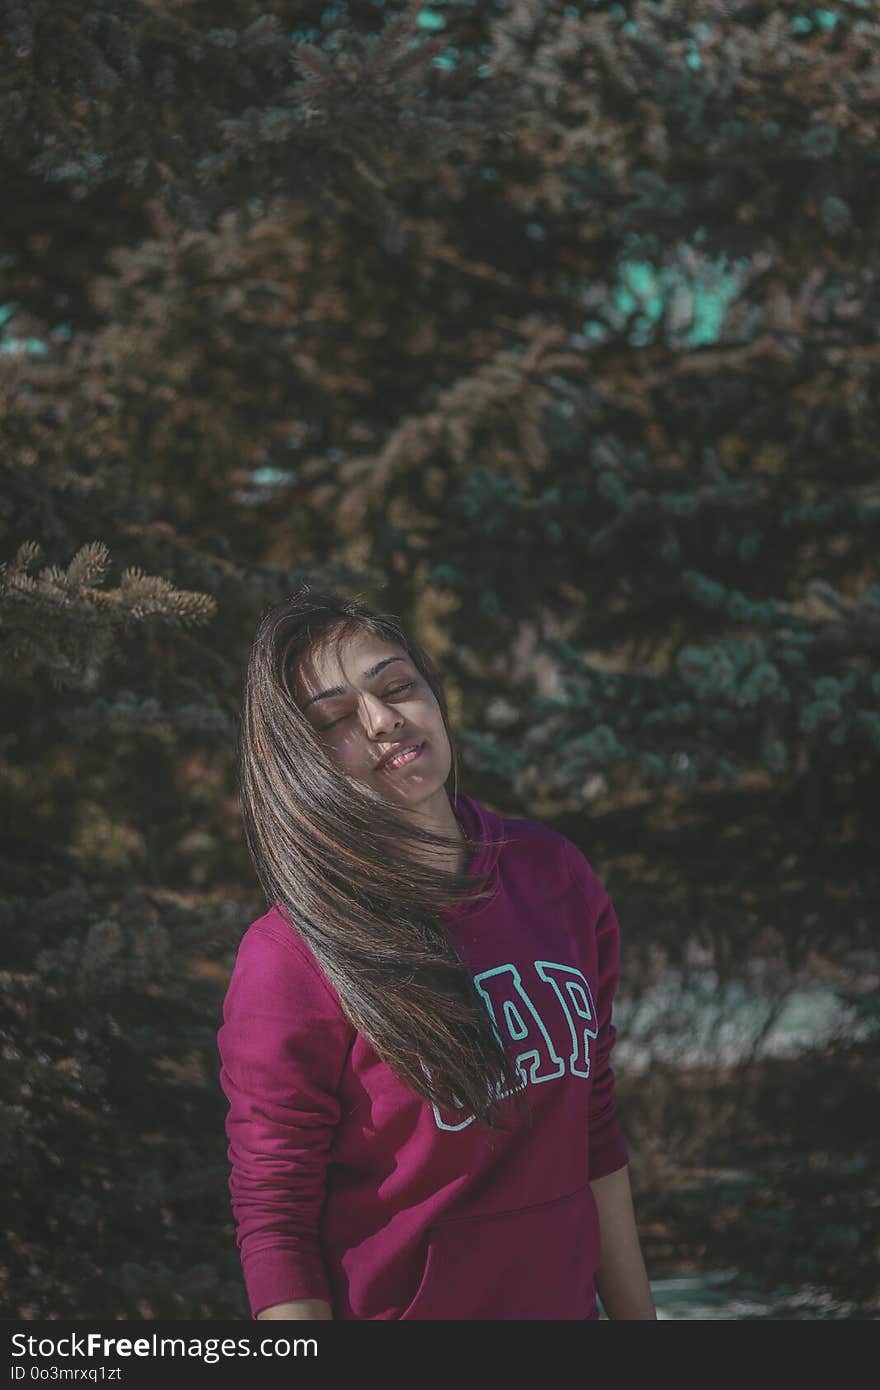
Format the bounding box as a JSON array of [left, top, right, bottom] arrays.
[[295, 628, 410, 700]]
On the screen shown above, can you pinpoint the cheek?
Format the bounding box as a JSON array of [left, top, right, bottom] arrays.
[[419, 696, 443, 727], [318, 727, 358, 763], [425, 706, 450, 747]]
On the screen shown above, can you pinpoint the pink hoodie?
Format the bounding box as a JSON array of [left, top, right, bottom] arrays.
[[217, 791, 629, 1320]]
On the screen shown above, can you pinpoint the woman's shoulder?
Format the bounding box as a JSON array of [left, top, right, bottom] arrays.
[[227, 902, 347, 1015], [498, 813, 604, 896], [497, 813, 583, 883], [499, 811, 567, 855], [233, 901, 310, 963]]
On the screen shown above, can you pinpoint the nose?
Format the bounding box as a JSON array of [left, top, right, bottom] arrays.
[[358, 690, 404, 740]]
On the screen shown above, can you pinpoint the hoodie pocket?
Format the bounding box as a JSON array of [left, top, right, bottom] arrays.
[[399, 1182, 600, 1320]]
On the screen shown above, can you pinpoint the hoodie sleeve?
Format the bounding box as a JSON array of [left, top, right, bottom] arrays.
[[563, 841, 631, 1182], [217, 918, 354, 1318]]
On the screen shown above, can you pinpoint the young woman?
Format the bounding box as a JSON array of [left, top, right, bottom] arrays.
[[218, 583, 656, 1320]]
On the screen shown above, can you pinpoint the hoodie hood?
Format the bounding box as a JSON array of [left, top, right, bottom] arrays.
[[446, 788, 509, 917]]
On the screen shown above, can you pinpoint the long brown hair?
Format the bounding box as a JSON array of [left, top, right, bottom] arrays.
[[237, 582, 528, 1130]]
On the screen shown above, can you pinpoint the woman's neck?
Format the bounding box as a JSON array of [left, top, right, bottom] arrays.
[[404, 788, 469, 874]]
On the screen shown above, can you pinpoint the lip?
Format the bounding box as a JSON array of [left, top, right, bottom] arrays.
[[376, 740, 425, 771]]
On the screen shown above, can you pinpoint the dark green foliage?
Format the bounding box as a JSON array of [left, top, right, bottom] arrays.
[[625, 1037, 880, 1313]]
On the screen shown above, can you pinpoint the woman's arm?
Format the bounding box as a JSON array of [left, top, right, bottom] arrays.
[[257, 1298, 333, 1320], [591, 1164, 657, 1319], [217, 921, 354, 1320]]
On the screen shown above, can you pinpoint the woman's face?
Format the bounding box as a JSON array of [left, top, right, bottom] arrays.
[[295, 628, 453, 806]]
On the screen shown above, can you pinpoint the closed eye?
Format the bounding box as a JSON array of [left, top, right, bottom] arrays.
[[319, 681, 415, 731]]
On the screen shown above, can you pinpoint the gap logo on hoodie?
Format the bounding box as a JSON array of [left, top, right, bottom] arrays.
[[428, 959, 599, 1132]]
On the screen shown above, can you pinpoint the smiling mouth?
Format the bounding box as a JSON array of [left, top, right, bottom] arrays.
[[380, 741, 425, 771]]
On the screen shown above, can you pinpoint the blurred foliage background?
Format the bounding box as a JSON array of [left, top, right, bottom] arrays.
[[1, 0, 878, 1318]]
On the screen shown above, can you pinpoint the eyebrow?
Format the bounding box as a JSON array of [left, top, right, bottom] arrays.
[[301, 657, 409, 709]]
